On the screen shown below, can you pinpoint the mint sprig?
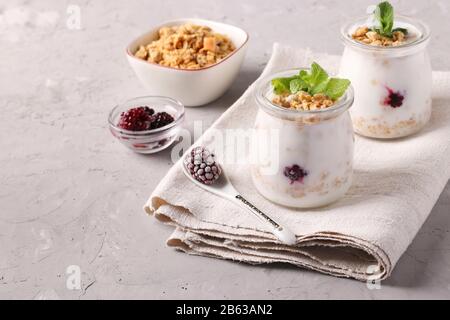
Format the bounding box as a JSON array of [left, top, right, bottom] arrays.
[[371, 1, 407, 38], [271, 62, 351, 101], [303, 63, 328, 89], [374, 1, 394, 37]]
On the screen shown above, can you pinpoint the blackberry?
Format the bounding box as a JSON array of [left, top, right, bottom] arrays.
[[118, 106, 154, 131], [184, 146, 221, 185], [150, 112, 175, 129], [143, 106, 155, 116], [383, 86, 404, 108], [284, 164, 308, 184]]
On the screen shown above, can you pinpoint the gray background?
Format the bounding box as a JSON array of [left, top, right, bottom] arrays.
[[1, 0, 449, 299]]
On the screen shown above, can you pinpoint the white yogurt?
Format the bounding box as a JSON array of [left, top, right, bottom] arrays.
[[339, 16, 432, 139], [252, 69, 354, 208]]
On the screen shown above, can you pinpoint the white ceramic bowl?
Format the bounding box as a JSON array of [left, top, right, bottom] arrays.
[[126, 18, 249, 107]]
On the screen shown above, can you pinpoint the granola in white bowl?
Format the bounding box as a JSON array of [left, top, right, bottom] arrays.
[[134, 23, 235, 70]]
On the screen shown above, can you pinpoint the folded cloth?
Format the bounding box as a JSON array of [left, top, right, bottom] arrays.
[[144, 43, 450, 281]]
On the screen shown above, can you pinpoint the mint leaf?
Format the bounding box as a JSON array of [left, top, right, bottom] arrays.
[[324, 78, 351, 100], [302, 62, 328, 89], [374, 1, 394, 37], [272, 77, 295, 94], [311, 79, 329, 95], [298, 70, 308, 78], [290, 78, 308, 94], [311, 62, 329, 85]]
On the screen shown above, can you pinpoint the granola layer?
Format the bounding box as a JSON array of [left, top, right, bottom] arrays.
[[352, 26, 407, 47], [272, 92, 335, 111]]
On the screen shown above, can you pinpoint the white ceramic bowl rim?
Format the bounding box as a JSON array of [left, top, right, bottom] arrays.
[[126, 18, 249, 72], [108, 95, 185, 136]]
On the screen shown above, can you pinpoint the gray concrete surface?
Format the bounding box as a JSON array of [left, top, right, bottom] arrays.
[[1, 0, 450, 299]]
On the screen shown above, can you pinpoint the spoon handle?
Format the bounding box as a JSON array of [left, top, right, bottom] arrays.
[[234, 195, 297, 245]]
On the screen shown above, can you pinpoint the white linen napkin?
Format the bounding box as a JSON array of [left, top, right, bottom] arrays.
[[144, 44, 450, 281]]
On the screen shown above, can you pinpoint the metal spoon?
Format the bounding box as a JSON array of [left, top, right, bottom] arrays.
[[181, 150, 297, 245]]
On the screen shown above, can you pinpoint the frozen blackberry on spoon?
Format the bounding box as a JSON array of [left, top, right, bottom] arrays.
[[184, 146, 221, 185]]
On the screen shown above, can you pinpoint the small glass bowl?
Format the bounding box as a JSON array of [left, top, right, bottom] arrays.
[[108, 96, 185, 154]]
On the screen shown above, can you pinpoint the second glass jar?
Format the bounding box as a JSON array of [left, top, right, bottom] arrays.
[[339, 16, 431, 139]]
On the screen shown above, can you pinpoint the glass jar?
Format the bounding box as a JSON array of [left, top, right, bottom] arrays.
[[339, 16, 431, 139], [251, 69, 355, 208]]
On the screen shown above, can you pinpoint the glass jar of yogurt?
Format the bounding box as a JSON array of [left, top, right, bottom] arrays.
[[251, 69, 355, 208], [339, 16, 431, 139]]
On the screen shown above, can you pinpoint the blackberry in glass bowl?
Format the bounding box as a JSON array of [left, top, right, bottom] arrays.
[[108, 96, 184, 154]]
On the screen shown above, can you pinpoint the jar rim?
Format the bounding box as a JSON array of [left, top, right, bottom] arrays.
[[340, 15, 431, 52], [254, 68, 354, 118]]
